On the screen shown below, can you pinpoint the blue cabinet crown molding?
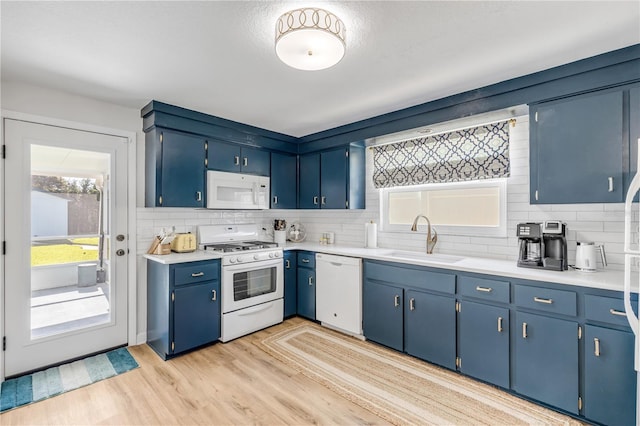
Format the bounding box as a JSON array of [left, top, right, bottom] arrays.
[[298, 44, 640, 153], [142, 101, 299, 154], [141, 45, 639, 155]]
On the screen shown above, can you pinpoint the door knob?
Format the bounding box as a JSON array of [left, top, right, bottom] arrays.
[[116, 249, 126, 256], [116, 234, 125, 242]]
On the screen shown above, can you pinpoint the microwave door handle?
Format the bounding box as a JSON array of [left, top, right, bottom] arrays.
[[252, 182, 259, 205]]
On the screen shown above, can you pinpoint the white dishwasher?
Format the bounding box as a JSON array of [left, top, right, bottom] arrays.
[[316, 253, 362, 336]]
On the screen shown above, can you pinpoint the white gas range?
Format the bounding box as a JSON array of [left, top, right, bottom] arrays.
[[198, 224, 284, 342]]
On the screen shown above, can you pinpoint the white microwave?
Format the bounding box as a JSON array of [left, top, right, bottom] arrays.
[[206, 170, 270, 210]]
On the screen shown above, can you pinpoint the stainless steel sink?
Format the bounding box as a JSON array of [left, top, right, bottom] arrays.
[[381, 250, 464, 264]]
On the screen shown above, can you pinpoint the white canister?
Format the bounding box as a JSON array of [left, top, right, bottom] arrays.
[[326, 231, 335, 244], [274, 230, 287, 246]]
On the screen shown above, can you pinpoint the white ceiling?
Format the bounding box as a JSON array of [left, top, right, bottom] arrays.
[[2, 1, 639, 138]]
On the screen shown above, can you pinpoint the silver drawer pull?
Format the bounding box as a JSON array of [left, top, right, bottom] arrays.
[[313, 196, 319, 205], [234, 155, 240, 166], [476, 286, 493, 293], [191, 272, 205, 277], [394, 295, 400, 307], [594, 337, 601, 357], [610, 308, 626, 317], [285, 259, 290, 269], [308, 276, 313, 286], [497, 317, 503, 333], [301, 258, 310, 263], [608, 177, 614, 192], [211, 290, 217, 301], [522, 322, 528, 339], [534, 297, 553, 304], [409, 298, 415, 311]]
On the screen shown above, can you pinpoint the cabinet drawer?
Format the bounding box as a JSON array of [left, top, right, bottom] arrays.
[[364, 261, 455, 294], [298, 252, 315, 268], [514, 285, 576, 316], [174, 262, 219, 286], [458, 275, 510, 303], [585, 295, 635, 327]]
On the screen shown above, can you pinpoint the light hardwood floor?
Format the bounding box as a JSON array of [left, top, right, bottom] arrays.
[[1, 317, 390, 425]]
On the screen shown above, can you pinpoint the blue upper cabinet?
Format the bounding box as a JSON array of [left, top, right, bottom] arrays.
[[207, 139, 270, 176], [298, 145, 365, 209], [145, 128, 206, 207], [270, 152, 297, 209], [530, 86, 631, 204]]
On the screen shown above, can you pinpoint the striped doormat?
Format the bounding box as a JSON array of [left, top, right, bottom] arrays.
[[0, 347, 138, 413]]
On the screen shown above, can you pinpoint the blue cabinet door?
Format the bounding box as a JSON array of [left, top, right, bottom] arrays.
[[584, 325, 636, 426], [320, 148, 348, 209], [299, 153, 321, 209], [457, 300, 509, 388], [630, 85, 640, 192], [173, 280, 220, 354], [284, 251, 297, 317], [530, 89, 624, 203], [363, 280, 403, 351], [513, 312, 579, 414], [241, 146, 270, 176], [160, 130, 205, 207], [297, 266, 316, 320], [404, 289, 456, 369], [207, 140, 240, 173], [271, 152, 297, 209]]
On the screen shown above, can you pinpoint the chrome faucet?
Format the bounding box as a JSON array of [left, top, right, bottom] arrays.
[[411, 215, 438, 254]]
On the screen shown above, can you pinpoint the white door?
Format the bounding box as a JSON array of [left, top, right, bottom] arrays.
[[3, 119, 129, 377]]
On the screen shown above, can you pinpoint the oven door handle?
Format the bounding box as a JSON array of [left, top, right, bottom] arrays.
[[237, 301, 277, 316]]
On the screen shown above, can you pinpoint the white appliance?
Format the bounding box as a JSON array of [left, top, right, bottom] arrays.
[[575, 241, 607, 271], [198, 224, 283, 342], [316, 253, 362, 336], [206, 170, 270, 210], [623, 139, 640, 425]]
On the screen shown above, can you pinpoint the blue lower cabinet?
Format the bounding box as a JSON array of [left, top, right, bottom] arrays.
[[584, 325, 636, 426], [173, 282, 220, 354], [147, 259, 221, 360], [362, 280, 403, 351], [297, 252, 316, 320], [513, 312, 579, 414], [404, 289, 456, 369], [457, 300, 509, 389], [283, 251, 297, 317]]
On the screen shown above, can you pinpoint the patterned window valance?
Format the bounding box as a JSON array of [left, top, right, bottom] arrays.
[[372, 120, 511, 189]]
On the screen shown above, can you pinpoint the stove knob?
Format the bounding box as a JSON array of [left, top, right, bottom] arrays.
[[273, 252, 281, 258], [254, 254, 260, 260], [236, 256, 244, 263], [269, 252, 275, 259], [229, 257, 237, 264]]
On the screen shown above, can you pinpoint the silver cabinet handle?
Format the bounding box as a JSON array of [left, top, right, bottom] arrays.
[[285, 259, 290, 269], [608, 177, 614, 192], [191, 272, 205, 277], [301, 258, 310, 263], [313, 196, 319, 205], [321, 196, 326, 205], [498, 317, 503, 333], [196, 191, 202, 201], [594, 337, 601, 357], [610, 308, 626, 317], [535, 190, 539, 201], [394, 295, 400, 307], [534, 297, 553, 304], [211, 289, 217, 301], [476, 286, 493, 293], [273, 195, 278, 205], [234, 155, 240, 166], [409, 298, 415, 311], [522, 322, 528, 339], [243, 157, 248, 167], [308, 276, 313, 286]]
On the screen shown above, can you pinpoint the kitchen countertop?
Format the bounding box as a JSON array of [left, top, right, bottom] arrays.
[[144, 242, 637, 293]]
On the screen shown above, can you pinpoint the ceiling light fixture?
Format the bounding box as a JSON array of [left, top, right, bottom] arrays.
[[275, 8, 346, 71]]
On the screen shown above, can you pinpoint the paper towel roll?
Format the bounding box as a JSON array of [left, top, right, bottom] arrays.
[[365, 221, 378, 248]]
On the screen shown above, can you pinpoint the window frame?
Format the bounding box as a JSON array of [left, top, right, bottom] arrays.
[[379, 178, 508, 237]]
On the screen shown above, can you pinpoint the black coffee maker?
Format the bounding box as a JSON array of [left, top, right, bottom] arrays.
[[517, 221, 568, 271]]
